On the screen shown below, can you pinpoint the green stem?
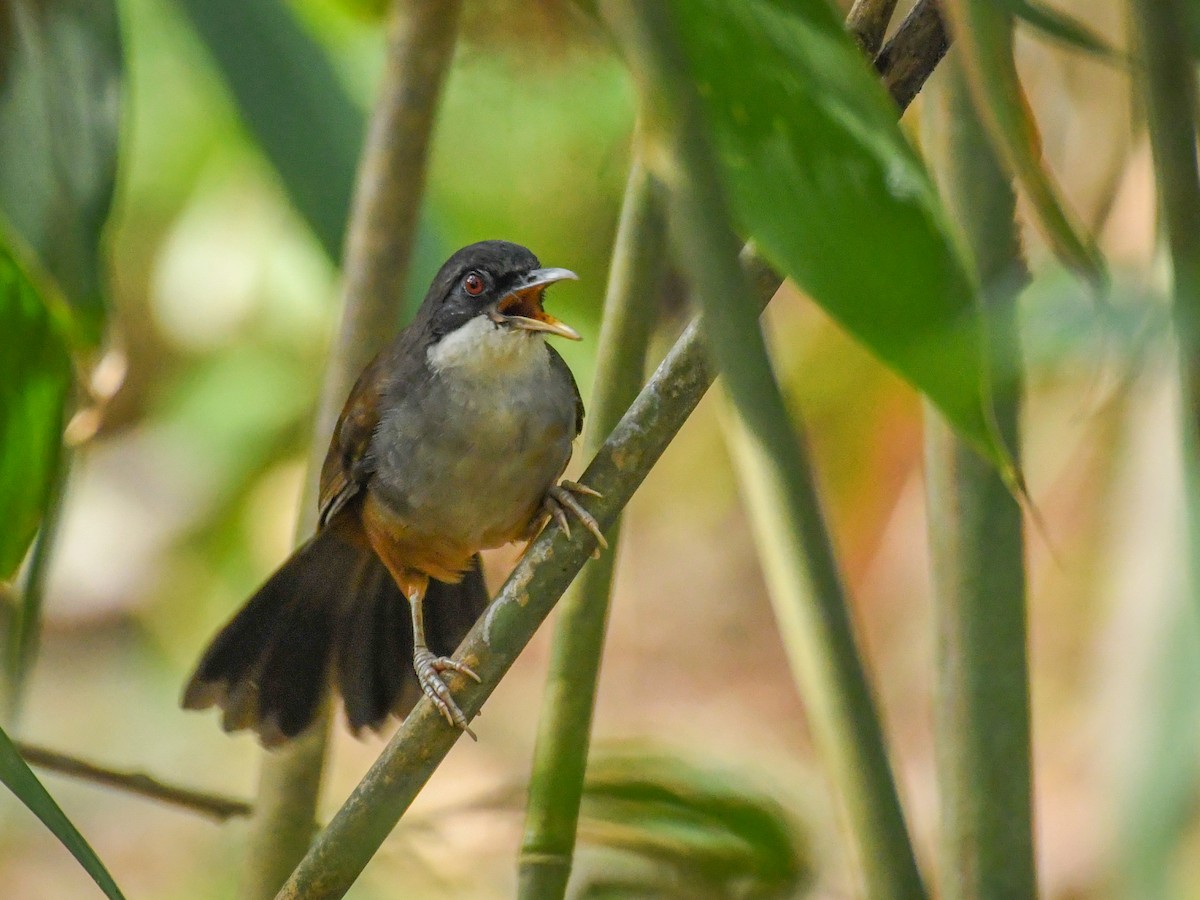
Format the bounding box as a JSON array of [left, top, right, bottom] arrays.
[[602, 4, 925, 896], [1124, 3, 1200, 888], [273, 21, 950, 899], [518, 154, 667, 899], [239, 1, 463, 897], [1129, 0, 1200, 517], [924, 55, 1035, 899]]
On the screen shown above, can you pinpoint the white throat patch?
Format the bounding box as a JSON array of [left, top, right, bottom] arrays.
[[427, 315, 547, 378]]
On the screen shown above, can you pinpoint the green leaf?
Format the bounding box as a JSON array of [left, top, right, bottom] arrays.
[[576, 747, 812, 899], [1003, 0, 1123, 63], [0, 0, 123, 343], [0, 247, 69, 581], [669, 0, 1011, 471], [943, 0, 1106, 284], [174, 0, 365, 261], [0, 723, 124, 898]]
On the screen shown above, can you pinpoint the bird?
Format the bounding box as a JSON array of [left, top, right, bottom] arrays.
[[182, 240, 606, 746]]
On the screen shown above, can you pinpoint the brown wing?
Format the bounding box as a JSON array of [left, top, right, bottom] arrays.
[[547, 344, 584, 438], [318, 353, 389, 528]]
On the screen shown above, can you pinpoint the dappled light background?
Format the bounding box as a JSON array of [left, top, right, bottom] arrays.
[[1, 0, 1191, 897]]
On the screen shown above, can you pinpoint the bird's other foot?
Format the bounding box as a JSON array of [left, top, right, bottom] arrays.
[[413, 646, 481, 740], [542, 480, 608, 556]]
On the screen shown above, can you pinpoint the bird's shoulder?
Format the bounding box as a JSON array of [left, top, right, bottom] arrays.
[[317, 330, 424, 528], [546, 343, 584, 438]]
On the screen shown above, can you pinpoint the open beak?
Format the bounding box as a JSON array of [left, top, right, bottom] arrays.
[[491, 267, 581, 340]]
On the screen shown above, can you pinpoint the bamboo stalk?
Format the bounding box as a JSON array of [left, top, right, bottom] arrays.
[[273, 18, 951, 899], [847, 0, 901, 57], [518, 154, 667, 899], [602, 4, 925, 896], [238, 2, 463, 897], [1129, 0, 1200, 440], [924, 55, 1035, 899], [1123, 3, 1200, 890]]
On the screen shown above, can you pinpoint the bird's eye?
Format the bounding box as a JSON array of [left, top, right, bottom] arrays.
[[463, 272, 485, 296]]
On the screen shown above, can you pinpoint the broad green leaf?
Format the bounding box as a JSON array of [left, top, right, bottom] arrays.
[[1004, 0, 1123, 63], [943, 0, 1106, 284], [0, 0, 123, 343], [175, 0, 449, 318], [0, 247, 69, 581], [0, 723, 124, 899], [174, 0, 364, 261], [576, 747, 811, 899], [670, 0, 1011, 471]]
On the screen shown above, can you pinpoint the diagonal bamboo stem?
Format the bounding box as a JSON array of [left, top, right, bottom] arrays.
[[238, 2, 463, 897], [518, 153, 667, 898], [274, 13, 951, 898], [924, 54, 1035, 899]]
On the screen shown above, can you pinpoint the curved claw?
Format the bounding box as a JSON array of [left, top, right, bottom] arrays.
[[544, 482, 608, 551], [560, 479, 602, 499], [413, 647, 478, 740]]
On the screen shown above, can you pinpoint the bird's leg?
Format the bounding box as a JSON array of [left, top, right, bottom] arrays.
[[404, 576, 481, 739], [540, 479, 608, 555]]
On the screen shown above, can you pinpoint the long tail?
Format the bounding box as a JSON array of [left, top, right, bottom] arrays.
[[181, 530, 488, 746]]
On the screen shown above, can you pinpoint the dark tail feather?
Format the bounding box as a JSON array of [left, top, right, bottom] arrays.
[[336, 555, 489, 734], [182, 531, 489, 746], [182, 529, 362, 745]]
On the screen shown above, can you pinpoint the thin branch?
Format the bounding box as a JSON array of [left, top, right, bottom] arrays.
[[275, 15, 951, 900], [239, 1, 464, 897], [518, 152, 668, 899], [16, 741, 252, 822], [875, 0, 950, 113], [847, 0, 900, 58]]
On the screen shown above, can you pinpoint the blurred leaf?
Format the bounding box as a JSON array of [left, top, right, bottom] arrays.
[[575, 748, 812, 899], [1004, 0, 1123, 63], [0, 247, 69, 581], [0, 721, 124, 898], [943, 0, 1107, 284], [0, 0, 122, 344], [174, 0, 364, 261], [670, 0, 1012, 472]]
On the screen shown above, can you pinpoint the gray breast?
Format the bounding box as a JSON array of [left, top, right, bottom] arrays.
[[370, 335, 576, 549]]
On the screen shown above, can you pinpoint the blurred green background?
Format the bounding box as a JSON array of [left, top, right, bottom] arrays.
[[2, 0, 1195, 897]]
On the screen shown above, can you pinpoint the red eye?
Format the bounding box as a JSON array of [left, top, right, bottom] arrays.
[[463, 272, 485, 296]]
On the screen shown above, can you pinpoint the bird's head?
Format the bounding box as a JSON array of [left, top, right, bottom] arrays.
[[420, 240, 579, 346]]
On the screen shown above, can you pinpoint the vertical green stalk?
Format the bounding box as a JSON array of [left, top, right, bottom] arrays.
[[238, 2, 462, 897], [1130, 0, 1200, 586], [924, 55, 1035, 899], [1124, 3, 1200, 889], [518, 154, 667, 899], [600, 4, 926, 896]]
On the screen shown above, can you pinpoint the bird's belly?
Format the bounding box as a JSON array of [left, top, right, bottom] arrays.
[[372, 375, 575, 572]]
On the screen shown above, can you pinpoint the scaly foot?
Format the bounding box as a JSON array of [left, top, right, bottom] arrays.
[[542, 480, 608, 555], [413, 646, 481, 739]]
